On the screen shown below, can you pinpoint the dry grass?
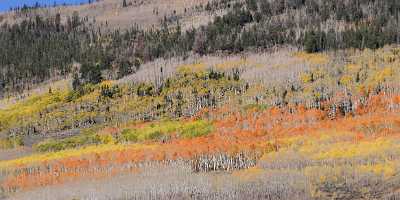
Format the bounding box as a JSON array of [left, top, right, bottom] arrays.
[[118, 47, 304, 85], [0, 0, 216, 30], [0, 147, 33, 162], [8, 161, 311, 200]]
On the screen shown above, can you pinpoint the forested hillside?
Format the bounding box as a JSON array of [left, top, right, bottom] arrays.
[[2, 0, 400, 199], [2, 0, 400, 96]]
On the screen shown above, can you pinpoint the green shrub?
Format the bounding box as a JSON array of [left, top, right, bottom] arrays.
[[66, 83, 96, 102], [136, 83, 155, 97], [120, 129, 139, 142], [35, 139, 65, 152], [179, 120, 213, 138], [34, 133, 102, 152], [100, 84, 121, 99], [34, 120, 214, 152], [146, 130, 163, 140], [119, 120, 214, 142], [0, 136, 24, 149]]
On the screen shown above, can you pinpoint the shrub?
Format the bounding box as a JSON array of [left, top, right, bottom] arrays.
[[34, 133, 102, 152], [120, 129, 139, 143], [98, 134, 117, 144], [35, 139, 65, 152], [66, 83, 96, 102], [0, 136, 23, 149], [179, 120, 213, 138], [146, 130, 163, 140], [100, 84, 121, 99], [136, 83, 154, 96], [119, 120, 214, 143]]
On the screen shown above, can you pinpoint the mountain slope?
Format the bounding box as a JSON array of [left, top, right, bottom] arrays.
[[2, 1, 400, 199]]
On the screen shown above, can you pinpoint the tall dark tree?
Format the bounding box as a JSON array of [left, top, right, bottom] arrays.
[[304, 31, 320, 53]]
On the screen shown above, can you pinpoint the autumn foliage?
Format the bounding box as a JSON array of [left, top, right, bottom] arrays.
[[1, 93, 400, 194], [2, 47, 400, 199]]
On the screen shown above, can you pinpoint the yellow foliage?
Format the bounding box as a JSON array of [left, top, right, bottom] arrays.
[[0, 90, 68, 130], [76, 89, 100, 103], [0, 143, 156, 170], [215, 59, 248, 70], [100, 80, 114, 88], [300, 72, 313, 83], [312, 138, 398, 160], [357, 162, 396, 178], [0, 138, 15, 149], [178, 63, 207, 73], [339, 75, 353, 87], [345, 64, 362, 73], [373, 67, 393, 83], [294, 52, 329, 65], [98, 134, 117, 144]]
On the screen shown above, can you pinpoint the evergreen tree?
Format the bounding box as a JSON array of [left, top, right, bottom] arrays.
[[80, 63, 103, 85], [304, 31, 320, 53]]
